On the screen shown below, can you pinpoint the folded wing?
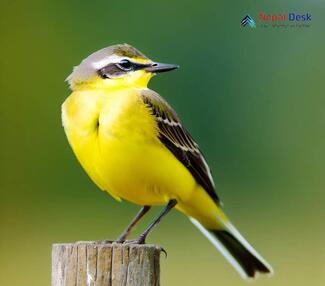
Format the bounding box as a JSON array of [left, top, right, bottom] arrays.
[[141, 89, 220, 204]]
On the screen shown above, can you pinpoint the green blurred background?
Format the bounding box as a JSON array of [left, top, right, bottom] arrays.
[[1, 0, 324, 285]]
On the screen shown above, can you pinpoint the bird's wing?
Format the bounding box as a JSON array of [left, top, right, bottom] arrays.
[[141, 89, 220, 204]]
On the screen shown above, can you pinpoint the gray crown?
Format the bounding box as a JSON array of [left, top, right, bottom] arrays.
[[67, 44, 148, 87]]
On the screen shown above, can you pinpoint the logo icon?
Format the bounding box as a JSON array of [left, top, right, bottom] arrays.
[[241, 15, 256, 28]]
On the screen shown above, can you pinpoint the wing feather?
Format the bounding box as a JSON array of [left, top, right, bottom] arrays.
[[141, 90, 220, 204]]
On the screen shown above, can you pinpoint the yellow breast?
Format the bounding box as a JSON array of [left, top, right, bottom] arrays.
[[62, 87, 167, 202]]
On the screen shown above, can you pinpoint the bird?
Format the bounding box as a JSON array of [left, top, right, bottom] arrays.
[[62, 43, 273, 279]]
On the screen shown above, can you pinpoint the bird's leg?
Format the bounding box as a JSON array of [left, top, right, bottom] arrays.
[[116, 206, 151, 243], [133, 199, 177, 244]]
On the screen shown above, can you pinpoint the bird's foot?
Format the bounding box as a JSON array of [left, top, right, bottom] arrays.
[[75, 240, 114, 244], [120, 238, 167, 257], [122, 235, 146, 245], [115, 237, 126, 244], [99, 239, 114, 244]]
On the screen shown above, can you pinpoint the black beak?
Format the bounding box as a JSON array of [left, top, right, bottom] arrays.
[[145, 62, 179, 73]]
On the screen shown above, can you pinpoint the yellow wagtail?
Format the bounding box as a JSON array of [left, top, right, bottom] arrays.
[[62, 44, 273, 279]]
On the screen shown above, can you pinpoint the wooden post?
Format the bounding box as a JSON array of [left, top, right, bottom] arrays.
[[52, 242, 161, 286]]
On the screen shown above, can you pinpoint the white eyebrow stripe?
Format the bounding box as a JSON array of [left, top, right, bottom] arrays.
[[92, 55, 132, 70]]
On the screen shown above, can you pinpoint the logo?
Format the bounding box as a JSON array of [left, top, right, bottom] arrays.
[[241, 15, 256, 28], [241, 12, 312, 29], [259, 12, 311, 22]]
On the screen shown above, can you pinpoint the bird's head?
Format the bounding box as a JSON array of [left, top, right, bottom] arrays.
[[67, 44, 179, 90]]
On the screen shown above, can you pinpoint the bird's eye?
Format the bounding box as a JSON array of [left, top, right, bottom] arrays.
[[117, 59, 132, 71]]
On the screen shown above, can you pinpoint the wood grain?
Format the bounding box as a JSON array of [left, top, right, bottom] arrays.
[[52, 242, 161, 286]]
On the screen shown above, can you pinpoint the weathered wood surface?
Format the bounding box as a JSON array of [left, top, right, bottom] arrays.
[[52, 242, 161, 286]]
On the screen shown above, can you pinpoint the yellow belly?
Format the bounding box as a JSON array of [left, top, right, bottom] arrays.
[[98, 135, 199, 205]]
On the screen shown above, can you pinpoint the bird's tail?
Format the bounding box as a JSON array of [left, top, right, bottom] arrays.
[[190, 217, 273, 279]]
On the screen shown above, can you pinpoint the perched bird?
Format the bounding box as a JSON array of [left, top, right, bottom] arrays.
[[62, 44, 273, 279]]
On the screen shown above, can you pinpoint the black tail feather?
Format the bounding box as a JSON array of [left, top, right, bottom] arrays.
[[190, 217, 273, 279], [213, 230, 272, 278]]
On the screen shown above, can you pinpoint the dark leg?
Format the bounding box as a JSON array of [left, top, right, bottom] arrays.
[[134, 199, 177, 244], [116, 206, 151, 243]]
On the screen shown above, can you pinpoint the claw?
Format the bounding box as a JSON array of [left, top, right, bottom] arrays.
[[159, 246, 168, 258]]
